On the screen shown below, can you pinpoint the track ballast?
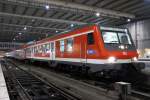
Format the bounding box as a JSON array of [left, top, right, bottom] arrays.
[[1, 60, 80, 100]]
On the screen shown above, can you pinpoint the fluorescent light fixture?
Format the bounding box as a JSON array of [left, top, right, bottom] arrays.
[[45, 5, 50, 10], [24, 26, 27, 30], [127, 18, 131, 22], [96, 12, 100, 17], [18, 32, 22, 35], [124, 29, 128, 32]]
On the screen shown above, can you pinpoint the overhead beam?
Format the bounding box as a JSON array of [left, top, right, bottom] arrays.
[[0, 42, 23, 45], [0, 12, 86, 25], [0, 42, 23, 50], [4, 0, 135, 18], [0, 29, 49, 34], [0, 23, 66, 31]]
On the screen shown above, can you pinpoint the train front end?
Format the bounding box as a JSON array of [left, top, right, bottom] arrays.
[[95, 26, 146, 83]]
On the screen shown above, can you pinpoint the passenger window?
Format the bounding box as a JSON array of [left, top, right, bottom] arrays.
[[87, 32, 94, 45], [67, 38, 73, 52], [60, 40, 65, 52], [40, 46, 42, 53], [45, 44, 49, 52], [32, 47, 34, 53], [39, 45, 42, 53], [34, 47, 36, 53], [35, 46, 38, 53], [51, 42, 54, 52], [44, 45, 46, 53], [42, 45, 45, 53]]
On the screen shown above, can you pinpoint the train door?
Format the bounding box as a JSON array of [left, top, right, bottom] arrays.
[[80, 32, 94, 64], [80, 35, 87, 64], [50, 42, 55, 60]]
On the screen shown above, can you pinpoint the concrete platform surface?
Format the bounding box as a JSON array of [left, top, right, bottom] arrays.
[[0, 63, 10, 100]]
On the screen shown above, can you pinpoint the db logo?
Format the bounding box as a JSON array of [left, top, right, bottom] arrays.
[[87, 49, 95, 54], [123, 52, 127, 55]]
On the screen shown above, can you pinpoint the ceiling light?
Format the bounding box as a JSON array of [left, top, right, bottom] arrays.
[[127, 18, 131, 22], [24, 26, 27, 30], [71, 24, 74, 27], [18, 32, 22, 35], [96, 12, 100, 17], [45, 5, 50, 10], [56, 30, 58, 33]]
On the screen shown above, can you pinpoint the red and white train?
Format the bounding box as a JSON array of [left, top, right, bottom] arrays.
[[6, 24, 145, 82]]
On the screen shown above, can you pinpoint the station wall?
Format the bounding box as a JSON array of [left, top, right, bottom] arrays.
[[0, 51, 6, 57], [123, 19, 150, 49]]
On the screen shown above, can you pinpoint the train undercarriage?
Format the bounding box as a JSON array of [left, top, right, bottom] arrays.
[[10, 57, 148, 86], [47, 60, 148, 85], [92, 63, 147, 85]]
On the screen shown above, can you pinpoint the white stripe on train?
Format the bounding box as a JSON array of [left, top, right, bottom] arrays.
[[28, 57, 132, 64]]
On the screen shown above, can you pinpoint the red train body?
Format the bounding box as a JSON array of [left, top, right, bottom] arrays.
[[6, 24, 145, 82]]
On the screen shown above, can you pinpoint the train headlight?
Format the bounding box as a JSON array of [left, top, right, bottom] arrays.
[[108, 57, 116, 63], [119, 45, 125, 50], [132, 57, 138, 61]]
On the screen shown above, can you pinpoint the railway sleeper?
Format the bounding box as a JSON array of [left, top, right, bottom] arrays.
[[2, 60, 79, 100]]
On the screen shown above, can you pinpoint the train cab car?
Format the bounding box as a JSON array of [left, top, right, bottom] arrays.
[[53, 25, 143, 70], [53, 25, 145, 82], [8, 24, 146, 83], [86, 26, 141, 71]]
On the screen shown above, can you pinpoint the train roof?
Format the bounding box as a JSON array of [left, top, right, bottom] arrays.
[[26, 24, 96, 46], [21, 24, 128, 48]]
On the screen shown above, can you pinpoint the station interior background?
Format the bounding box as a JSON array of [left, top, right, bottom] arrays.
[[0, 0, 150, 58]]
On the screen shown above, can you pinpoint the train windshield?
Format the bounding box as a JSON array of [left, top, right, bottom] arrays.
[[101, 27, 132, 44]]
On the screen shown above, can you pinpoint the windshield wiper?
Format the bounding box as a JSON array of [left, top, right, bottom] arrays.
[[110, 41, 119, 43]]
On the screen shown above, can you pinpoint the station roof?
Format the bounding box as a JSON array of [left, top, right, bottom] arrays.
[[0, 0, 150, 43]]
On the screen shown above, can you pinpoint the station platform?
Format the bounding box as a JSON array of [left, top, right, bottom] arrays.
[[0, 62, 10, 100]]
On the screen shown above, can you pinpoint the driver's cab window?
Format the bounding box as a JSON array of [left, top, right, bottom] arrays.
[[102, 31, 132, 44], [102, 31, 119, 43], [118, 33, 131, 44]]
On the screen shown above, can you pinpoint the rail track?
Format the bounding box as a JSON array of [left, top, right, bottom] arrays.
[[4, 59, 150, 100], [1, 60, 80, 100]]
